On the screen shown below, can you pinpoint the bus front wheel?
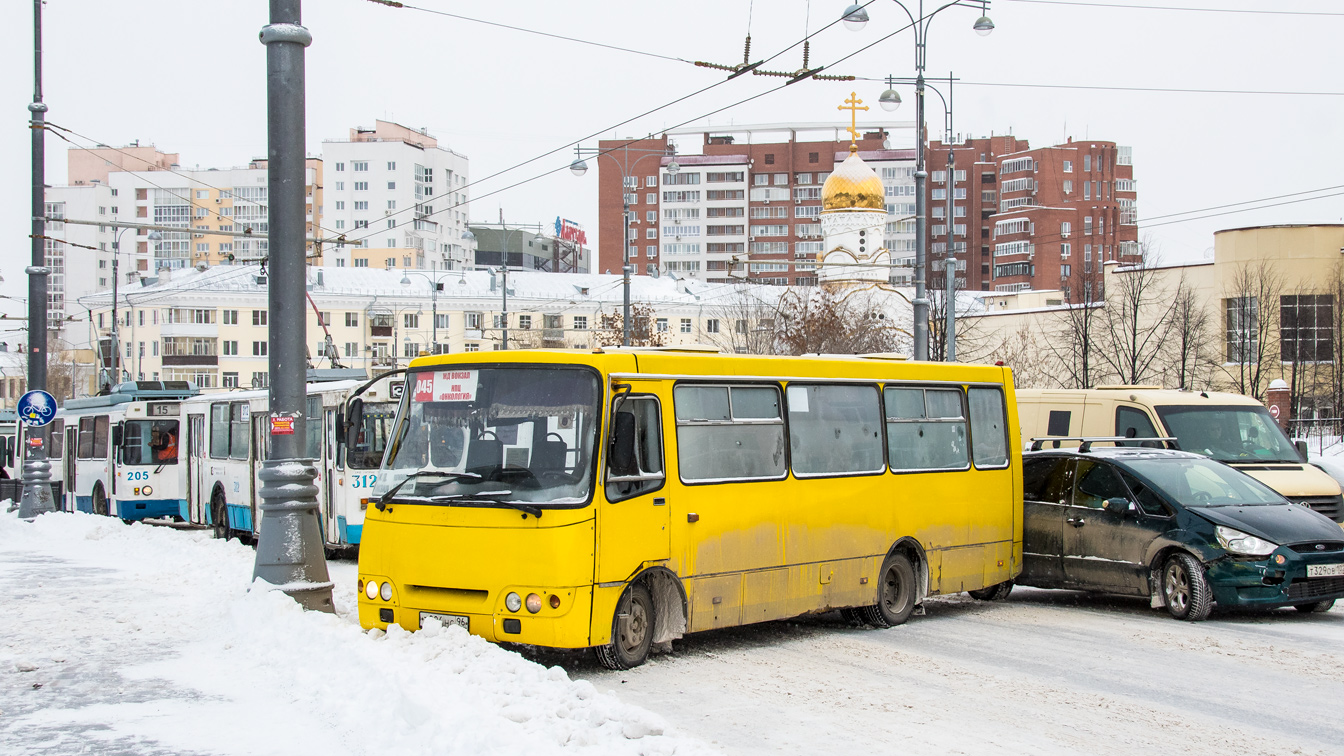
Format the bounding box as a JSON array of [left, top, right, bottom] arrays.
[[859, 553, 916, 628], [594, 583, 654, 670], [210, 489, 230, 540]]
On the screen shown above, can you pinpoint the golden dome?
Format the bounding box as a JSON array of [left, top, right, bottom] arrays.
[[822, 151, 885, 212]]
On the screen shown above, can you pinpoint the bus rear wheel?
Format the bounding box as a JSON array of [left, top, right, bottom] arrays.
[[210, 489, 230, 540], [594, 583, 654, 670], [91, 484, 109, 517], [969, 580, 1014, 601], [858, 553, 916, 628]]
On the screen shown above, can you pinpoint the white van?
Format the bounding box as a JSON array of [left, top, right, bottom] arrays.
[[1017, 386, 1343, 524]]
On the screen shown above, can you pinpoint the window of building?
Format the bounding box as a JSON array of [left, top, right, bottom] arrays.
[[387, 161, 396, 171], [221, 309, 238, 325], [253, 341, 268, 356], [517, 315, 532, 330], [344, 342, 358, 357], [1281, 295, 1334, 362], [222, 372, 239, 388], [354, 258, 368, 267], [252, 310, 267, 326], [1226, 296, 1258, 363], [387, 182, 396, 190], [464, 343, 479, 352], [573, 316, 588, 330], [680, 318, 692, 333], [222, 340, 238, 356], [764, 154, 775, 165], [705, 319, 720, 334], [403, 313, 419, 329], [1083, 155, 1092, 172], [353, 161, 368, 172], [1083, 217, 1094, 235], [1061, 243, 1071, 258], [1062, 160, 1072, 173], [1083, 182, 1091, 200], [354, 182, 367, 191]]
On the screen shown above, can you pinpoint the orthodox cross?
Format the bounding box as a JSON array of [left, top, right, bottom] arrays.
[[838, 92, 868, 152]]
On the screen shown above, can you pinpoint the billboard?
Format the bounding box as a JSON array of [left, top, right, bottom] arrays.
[[554, 217, 588, 245]]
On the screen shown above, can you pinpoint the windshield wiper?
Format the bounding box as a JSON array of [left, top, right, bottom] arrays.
[[378, 471, 483, 507], [412, 490, 543, 518]]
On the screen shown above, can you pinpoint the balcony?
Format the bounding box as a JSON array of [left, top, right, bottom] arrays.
[[162, 354, 218, 367], [160, 322, 218, 338]]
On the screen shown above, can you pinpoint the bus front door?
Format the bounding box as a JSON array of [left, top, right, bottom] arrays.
[[596, 392, 670, 584]]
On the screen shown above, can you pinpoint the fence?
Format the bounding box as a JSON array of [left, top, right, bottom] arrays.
[[1288, 418, 1344, 458]]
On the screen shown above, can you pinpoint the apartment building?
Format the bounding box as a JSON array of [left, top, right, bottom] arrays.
[[925, 135, 1138, 297], [596, 123, 917, 286], [323, 121, 472, 271]]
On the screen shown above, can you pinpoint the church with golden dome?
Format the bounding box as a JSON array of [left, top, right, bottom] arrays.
[[818, 94, 893, 286]]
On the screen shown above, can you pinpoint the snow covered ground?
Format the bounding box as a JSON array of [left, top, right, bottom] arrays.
[[0, 510, 711, 755], [3, 509, 1343, 756]]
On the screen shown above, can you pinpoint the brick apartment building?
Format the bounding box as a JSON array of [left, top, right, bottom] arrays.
[[595, 124, 917, 287], [925, 135, 1138, 298], [596, 127, 1137, 299]]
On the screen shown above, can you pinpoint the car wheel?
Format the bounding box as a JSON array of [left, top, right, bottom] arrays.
[[1293, 599, 1335, 613], [594, 582, 654, 670], [969, 580, 1014, 601], [858, 553, 917, 628], [1162, 552, 1212, 621]]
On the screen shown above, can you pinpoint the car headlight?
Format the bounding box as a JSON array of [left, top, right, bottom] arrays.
[[505, 592, 522, 613], [1216, 525, 1277, 556], [365, 580, 378, 600], [379, 581, 393, 601]]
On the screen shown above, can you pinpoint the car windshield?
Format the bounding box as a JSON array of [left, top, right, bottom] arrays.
[[1154, 405, 1301, 463], [1125, 457, 1285, 507], [381, 366, 600, 506]]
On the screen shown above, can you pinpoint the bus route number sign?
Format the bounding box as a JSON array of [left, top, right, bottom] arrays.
[[414, 370, 478, 403], [270, 413, 296, 436]]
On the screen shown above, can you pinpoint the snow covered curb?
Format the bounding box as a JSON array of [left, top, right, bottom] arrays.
[[0, 510, 714, 755]]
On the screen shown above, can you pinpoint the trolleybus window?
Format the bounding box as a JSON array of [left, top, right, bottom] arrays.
[[229, 403, 249, 460], [674, 385, 785, 482], [884, 387, 968, 471], [209, 403, 230, 458], [122, 419, 180, 465], [968, 387, 1009, 468], [78, 415, 110, 459], [348, 403, 397, 470], [786, 384, 884, 477], [48, 419, 63, 459]]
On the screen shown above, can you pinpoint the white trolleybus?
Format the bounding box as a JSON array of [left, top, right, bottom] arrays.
[[181, 369, 402, 550], [56, 381, 199, 520]]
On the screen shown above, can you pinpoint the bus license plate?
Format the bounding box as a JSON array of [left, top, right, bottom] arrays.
[[419, 611, 469, 630], [1307, 563, 1344, 578]]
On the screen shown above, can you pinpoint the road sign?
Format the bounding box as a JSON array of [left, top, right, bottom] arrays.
[[16, 390, 57, 427], [1269, 405, 1281, 420]]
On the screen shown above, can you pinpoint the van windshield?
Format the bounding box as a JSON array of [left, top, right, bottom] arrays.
[[381, 366, 600, 506], [1155, 405, 1301, 464], [1125, 457, 1285, 507]]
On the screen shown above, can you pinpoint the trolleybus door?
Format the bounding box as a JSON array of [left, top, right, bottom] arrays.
[[188, 414, 206, 523], [64, 424, 77, 512]]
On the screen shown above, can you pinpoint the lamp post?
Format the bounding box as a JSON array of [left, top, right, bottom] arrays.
[[108, 227, 161, 389], [570, 143, 678, 346], [843, 1, 993, 361], [467, 223, 544, 350], [400, 267, 459, 354]]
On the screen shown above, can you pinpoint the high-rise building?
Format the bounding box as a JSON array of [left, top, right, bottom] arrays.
[[595, 123, 916, 287], [322, 120, 472, 271], [925, 135, 1138, 298]]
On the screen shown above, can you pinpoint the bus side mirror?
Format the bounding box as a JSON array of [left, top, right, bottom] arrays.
[[1295, 439, 1308, 462], [609, 412, 638, 477], [345, 398, 364, 449]]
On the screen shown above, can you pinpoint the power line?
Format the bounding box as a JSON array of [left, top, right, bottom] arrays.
[[1141, 183, 1344, 222], [1001, 0, 1344, 16], [959, 81, 1344, 97]]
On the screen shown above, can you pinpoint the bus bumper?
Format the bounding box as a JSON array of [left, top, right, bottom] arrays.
[[358, 584, 595, 649], [114, 498, 185, 521]]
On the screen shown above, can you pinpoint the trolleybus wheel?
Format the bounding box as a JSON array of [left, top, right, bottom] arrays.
[[210, 489, 230, 541], [859, 553, 916, 628], [91, 484, 109, 517], [594, 582, 654, 670]]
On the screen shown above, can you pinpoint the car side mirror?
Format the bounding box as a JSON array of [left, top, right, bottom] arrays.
[[345, 398, 364, 449], [1295, 439, 1308, 462], [1104, 497, 1134, 515], [609, 412, 638, 477]]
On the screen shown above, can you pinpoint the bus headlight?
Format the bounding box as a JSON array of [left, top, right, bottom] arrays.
[[379, 581, 393, 601], [365, 580, 378, 600], [142, 486, 153, 496], [526, 593, 542, 613], [505, 592, 522, 612]]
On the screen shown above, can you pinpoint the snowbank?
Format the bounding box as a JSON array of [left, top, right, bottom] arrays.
[[0, 510, 714, 755]]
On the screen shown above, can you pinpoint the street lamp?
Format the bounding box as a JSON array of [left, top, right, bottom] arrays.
[[108, 226, 161, 390], [570, 141, 677, 346], [400, 268, 455, 354], [843, 0, 993, 361]]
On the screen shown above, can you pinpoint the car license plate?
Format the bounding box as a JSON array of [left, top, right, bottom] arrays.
[[419, 611, 469, 630], [1307, 563, 1344, 578]]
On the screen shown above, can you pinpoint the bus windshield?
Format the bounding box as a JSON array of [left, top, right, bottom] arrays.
[[122, 419, 180, 466], [1155, 405, 1301, 464], [382, 366, 601, 506], [347, 402, 397, 470]]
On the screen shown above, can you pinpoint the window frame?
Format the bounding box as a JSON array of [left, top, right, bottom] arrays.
[[673, 382, 788, 485], [605, 394, 667, 501], [784, 382, 887, 480], [882, 384, 971, 474], [967, 385, 1011, 470]]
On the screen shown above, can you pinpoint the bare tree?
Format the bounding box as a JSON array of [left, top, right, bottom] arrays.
[[1042, 263, 1107, 388], [927, 270, 994, 363], [775, 285, 905, 356], [1096, 249, 1179, 385], [1164, 274, 1218, 391], [1220, 259, 1283, 399], [593, 303, 668, 347], [982, 319, 1055, 389], [704, 286, 781, 355]]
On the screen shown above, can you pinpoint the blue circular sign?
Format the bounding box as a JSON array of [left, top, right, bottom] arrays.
[[17, 390, 57, 427]]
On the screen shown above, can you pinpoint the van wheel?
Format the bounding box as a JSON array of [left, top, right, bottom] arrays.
[[858, 553, 917, 628], [1162, 552, 1212, 621], [969, 580, 1014, 601], [594, 583, 654, 670], [1294, 600, 1335, 613], [92, 484, 109, 517], [210, 489, 230, 540]]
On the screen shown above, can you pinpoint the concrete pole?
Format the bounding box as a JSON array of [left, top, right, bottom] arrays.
[[19, 0, 55, 518], [622, 199, 631, 346], [945, 149, 956, 362], [911, 73, 928, 361], [500, 265, 509, 350], [253, 0, 333, 612]]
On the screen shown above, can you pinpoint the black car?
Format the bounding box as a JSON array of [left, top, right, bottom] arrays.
[[1014, 446, 1344, 620]]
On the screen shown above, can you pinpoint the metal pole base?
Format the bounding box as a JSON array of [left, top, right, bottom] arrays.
[[252, 457, 334, 613], [17, 449, 55, 519]]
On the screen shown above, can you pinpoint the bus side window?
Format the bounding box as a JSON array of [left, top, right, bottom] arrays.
[[969, 387, 1009, 468], [606, 396, 664, 502], [1115, 406, 1159, 447], [674, 385, 785, 482], [885, 387, 968, 472]]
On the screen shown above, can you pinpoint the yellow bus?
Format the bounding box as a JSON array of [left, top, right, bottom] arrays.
[[356, 348, 1022, 668]]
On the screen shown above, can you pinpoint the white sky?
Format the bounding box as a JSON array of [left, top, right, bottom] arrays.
[[2, 0, 1342, 317]]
